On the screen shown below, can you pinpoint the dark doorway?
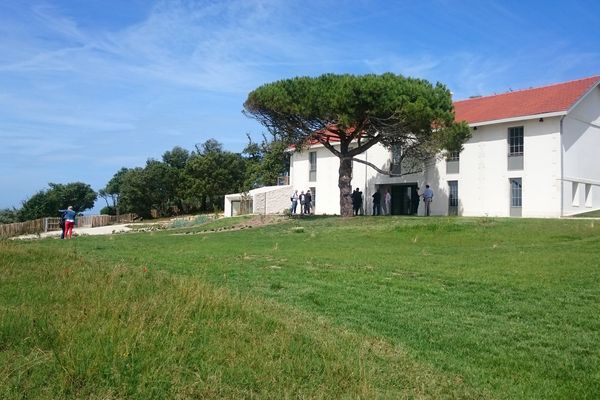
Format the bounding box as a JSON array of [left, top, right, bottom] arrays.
[[391, 184, 419, 215]]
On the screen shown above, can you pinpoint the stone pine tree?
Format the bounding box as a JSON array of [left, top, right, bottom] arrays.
[[243, 73, 471, 217]]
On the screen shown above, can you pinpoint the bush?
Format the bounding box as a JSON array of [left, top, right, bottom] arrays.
[[100, 206, 116, 216], [0, 208, 19, 224]]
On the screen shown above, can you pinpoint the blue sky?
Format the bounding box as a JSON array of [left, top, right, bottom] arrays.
[[1, 0, 599, 211]]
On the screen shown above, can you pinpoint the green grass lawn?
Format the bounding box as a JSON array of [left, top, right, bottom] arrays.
[[1, 216, 599, 399]]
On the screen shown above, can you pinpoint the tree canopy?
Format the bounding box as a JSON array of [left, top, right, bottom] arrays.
[[19, 182, 97, 221], [98, 167, 129, 215], [162, 146, 191, 169], [183, 147, 247, 212], [243, 135, 289, 189], [101, 139, 260, 218], [0, 208, 19, 224], [244, 73, 471, 216]]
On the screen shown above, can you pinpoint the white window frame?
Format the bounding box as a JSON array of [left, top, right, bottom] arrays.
[[448, 180, 458, 207], [308, 151, 317, 182], [510, 178, 522, 208], [446, 151, 460, 162], [508, 126, 524, 156]]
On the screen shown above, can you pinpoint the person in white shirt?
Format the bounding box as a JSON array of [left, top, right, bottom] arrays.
[[422, 185, 434, 216], [290, 190, 299, 214], [384, 190, 391, 215]]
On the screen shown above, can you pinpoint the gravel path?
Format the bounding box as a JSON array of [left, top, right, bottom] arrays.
[[13, 223, 132, 240]]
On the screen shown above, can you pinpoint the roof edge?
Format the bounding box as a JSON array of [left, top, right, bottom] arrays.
[[566, 80, 600, 114], [454, 75, 600, 104], [468, 111, 567, 127]]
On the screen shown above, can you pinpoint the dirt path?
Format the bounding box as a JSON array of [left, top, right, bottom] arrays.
[[13, 223, 133, 240]]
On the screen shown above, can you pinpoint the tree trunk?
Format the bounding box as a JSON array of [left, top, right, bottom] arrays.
[[338, 157, 353, 217]]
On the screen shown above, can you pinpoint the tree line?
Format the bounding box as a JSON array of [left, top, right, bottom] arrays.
[[0, 137, 288, 223]]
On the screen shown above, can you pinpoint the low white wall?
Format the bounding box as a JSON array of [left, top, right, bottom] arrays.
[[225, 185, 292, 217], [252, 185, 292, 214], [224, 193, 240, 217]]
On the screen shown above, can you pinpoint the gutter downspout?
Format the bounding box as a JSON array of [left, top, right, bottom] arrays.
[[559, 115, 565, 217], [364, 148, 368, 215]]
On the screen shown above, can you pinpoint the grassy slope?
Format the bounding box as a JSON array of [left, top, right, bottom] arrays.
[[2, 216, 599, 399]]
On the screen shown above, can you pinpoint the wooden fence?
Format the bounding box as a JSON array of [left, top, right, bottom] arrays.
[[0, 213, 137, 238], [75, 213, 137, 228], [0, 218, 46, 238]]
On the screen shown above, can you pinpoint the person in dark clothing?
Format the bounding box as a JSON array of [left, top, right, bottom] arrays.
[[351, 188, 361, 216], [58, 209, 67, 239], [299, 190, 305, 213], [372, 190, 381, 215], [411, 187, 420, 215], [304, 190, 312, 214]]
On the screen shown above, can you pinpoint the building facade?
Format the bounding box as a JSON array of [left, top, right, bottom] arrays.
[[288, 76, 600, 217]]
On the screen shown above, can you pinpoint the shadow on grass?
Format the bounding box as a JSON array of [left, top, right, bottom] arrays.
[[568, 209, 600, 218]]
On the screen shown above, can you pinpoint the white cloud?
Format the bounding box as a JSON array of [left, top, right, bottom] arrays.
[[0, 1, 377, 93]]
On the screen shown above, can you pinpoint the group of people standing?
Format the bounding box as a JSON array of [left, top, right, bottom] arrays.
[[352, 187, 393, 216], [290, 184, 435, 217], [370, 189, 392, 216], [357, 184, 434, 216], [290, 189, 313, 215]]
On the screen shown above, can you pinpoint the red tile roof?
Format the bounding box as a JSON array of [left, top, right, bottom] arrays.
[[453, 75, 600, 124]]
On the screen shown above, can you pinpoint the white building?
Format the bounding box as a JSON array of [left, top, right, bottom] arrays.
[[226, 75, 600, 217]]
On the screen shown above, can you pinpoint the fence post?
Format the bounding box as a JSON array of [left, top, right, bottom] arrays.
[[44, 218, 48, 232]]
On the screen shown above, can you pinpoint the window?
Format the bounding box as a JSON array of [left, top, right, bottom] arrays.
[[448, 181, 458, 207], [391, 144, 402, 174], [310, 187, 316, 209], [508, 126, 524, 156], [448, 180, 458, 216], [446, 150, 460, 174], [309, 151, 317, 182], [510, 178, 522, 207], [446, 151, 460, 161]]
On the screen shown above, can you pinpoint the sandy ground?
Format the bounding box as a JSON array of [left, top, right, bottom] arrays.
[[13, 223, 133, 240]]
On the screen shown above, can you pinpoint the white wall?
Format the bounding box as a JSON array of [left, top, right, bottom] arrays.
[[290, 147, 341, 214], [448, 118, 562, 217], [252, 185, 291, 215], [224, 185, 291, 217], [562, 85, 600, 215]]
